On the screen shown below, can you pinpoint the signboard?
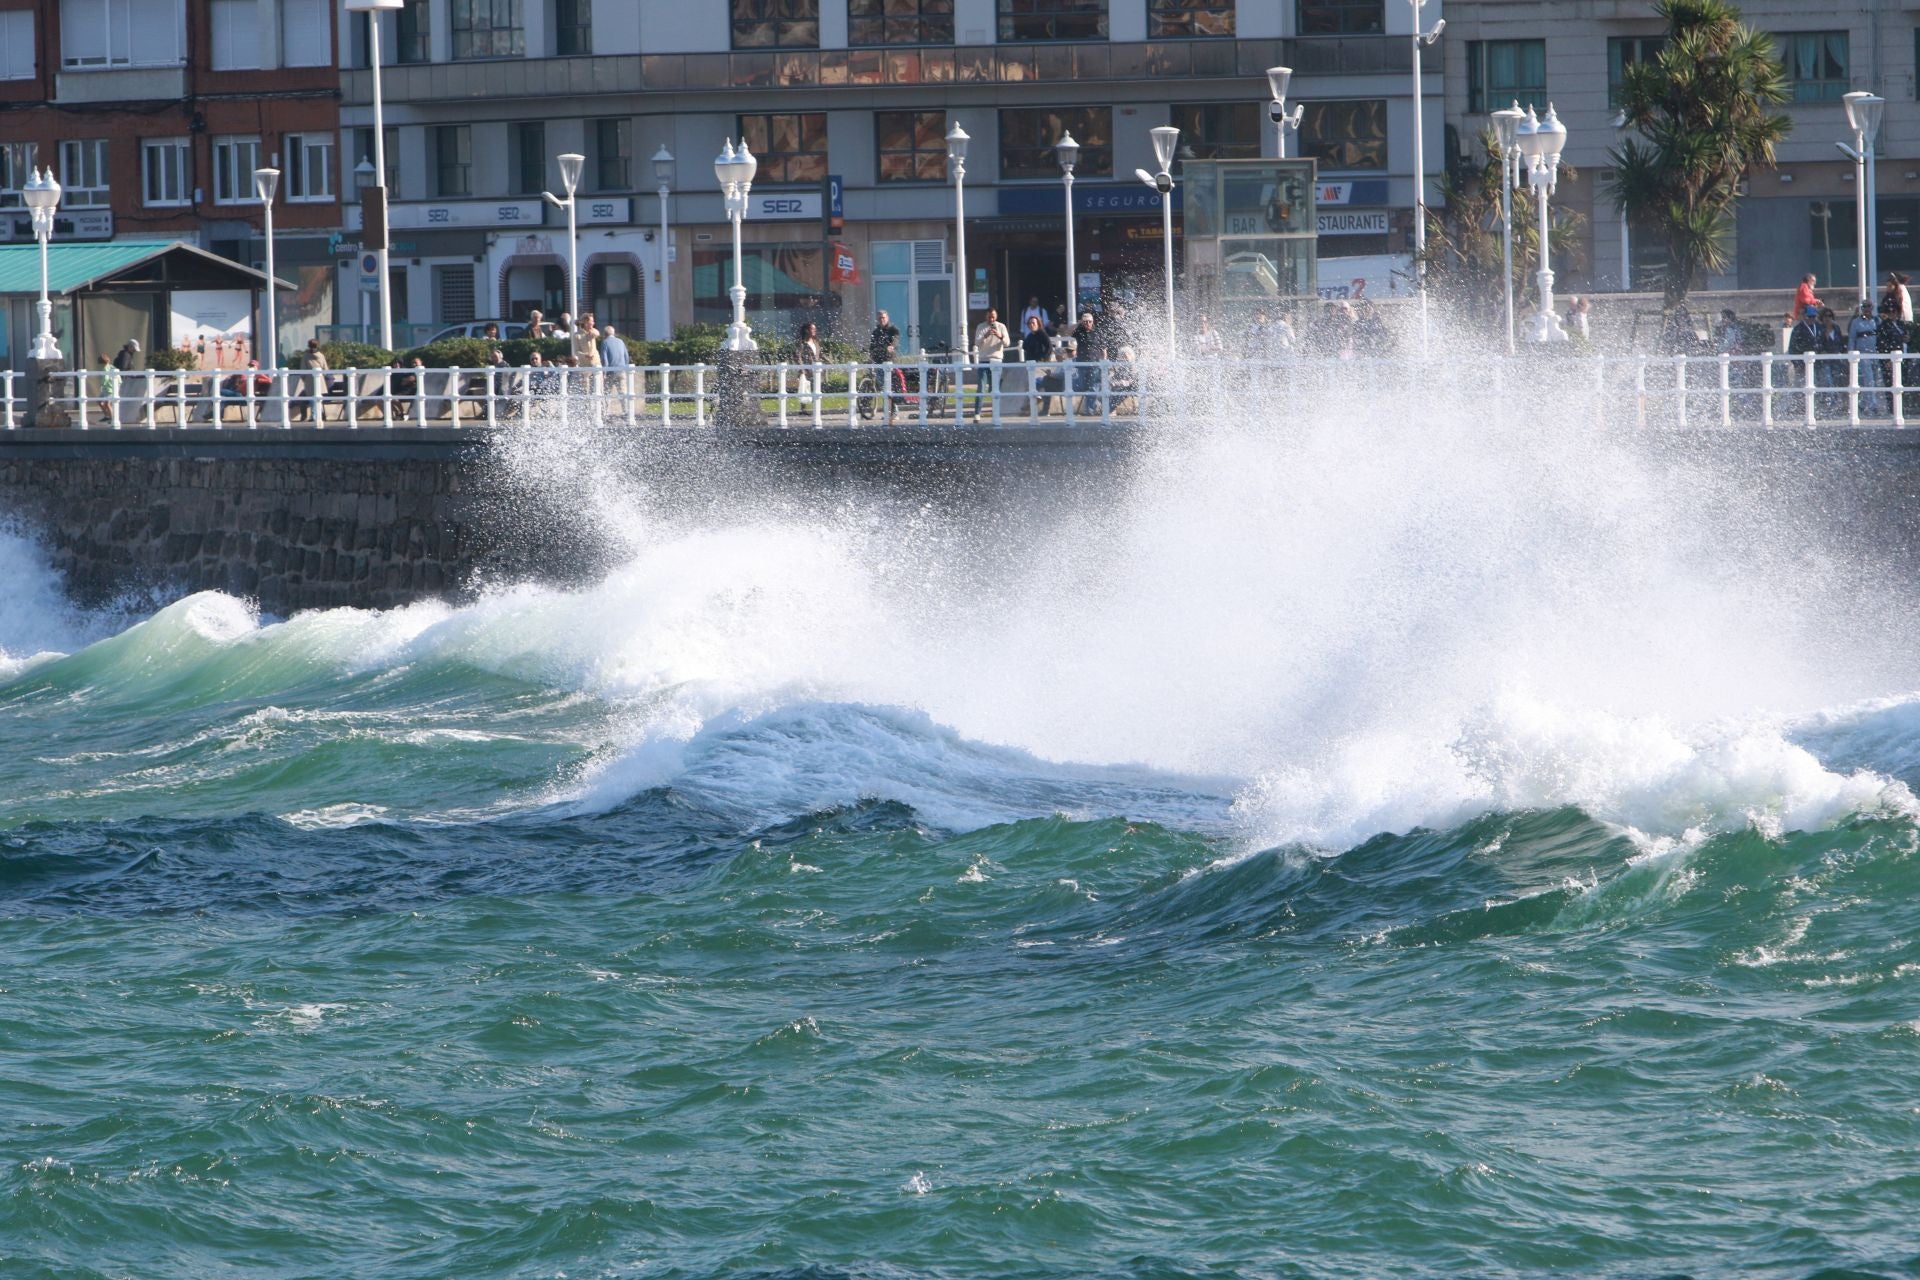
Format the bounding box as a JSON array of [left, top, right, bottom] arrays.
[[826, 175, 844, 234], [0, 209, 114, 242], [751, 191, 822, 220], [578, 197, 631, 225], [1317, 210, 1390, 236], [359, 251, 379, 289], [1314, 180, 1390, 208], [345, 200, 542, 231], [998, 183, 1182, 216], [170, 289, 253, 369]]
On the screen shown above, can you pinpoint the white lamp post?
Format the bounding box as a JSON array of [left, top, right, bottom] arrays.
[[1518, 104, 1569, 343], [714, 139, 758, 352], [1056, 130, 1079, 329], [1611, 110, 1632, 292], [1491, 101, 1527, 354], [344, 0, 400, 351], [653, 145, 674, 338], [946, 122, 970, 358], [23, 167, 60, 362], [1266, 66, 1304, 160], [1136, 125, 1181, 359], [1841, 91, 1886, 309], [254, 166, 280, 369], [1409, 0, 1444, 346], [542, 152, 585, 323]]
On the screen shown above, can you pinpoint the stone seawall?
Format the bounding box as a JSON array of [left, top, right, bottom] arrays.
[[0, 426, 1139, 614]]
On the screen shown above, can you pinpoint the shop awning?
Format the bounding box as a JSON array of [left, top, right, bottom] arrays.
[[0, 239, 293, 296]]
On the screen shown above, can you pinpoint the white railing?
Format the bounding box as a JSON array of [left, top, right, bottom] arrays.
[[9, 351, 1920, 432]]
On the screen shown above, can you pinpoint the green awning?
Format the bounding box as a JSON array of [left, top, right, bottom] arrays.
[[0, 239, 292, 296]]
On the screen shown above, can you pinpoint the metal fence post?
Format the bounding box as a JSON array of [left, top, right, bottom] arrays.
[[1803, 353, 1816, 427], [1760, 353, 1774, 428], [693, 363, 707, 427]]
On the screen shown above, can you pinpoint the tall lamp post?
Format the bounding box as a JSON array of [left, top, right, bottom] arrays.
[[1611, 110, 1632, 291], [1135, 125, 1181, 359], [23, 167, 60, 362], [1266, 66, 1304, 160], [1056, 130, 1079, 327], [946, 122, 970, 358], [715, 139, 758, 353], [653, 145, 674, 338], [253, 166, 280, 369], [344, 0, 399, 351], [1518, 104, 1569, 343], [1491, 102, 1526, 354], [542, 152, 584, 323], [1841, 91, 1886, 308], [1408, 0, 1444, 344]]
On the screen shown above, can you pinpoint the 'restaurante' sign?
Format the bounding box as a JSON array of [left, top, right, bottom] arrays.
[[1317, 210, 1390, 236]]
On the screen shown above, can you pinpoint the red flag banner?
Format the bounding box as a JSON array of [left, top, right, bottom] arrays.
[[830, 242, 859, 285]]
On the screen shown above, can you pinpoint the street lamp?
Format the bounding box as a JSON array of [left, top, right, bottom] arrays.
[[542, 152, 584, 324], [1408, 0, 1444, 346], [1611, 110, 1632, 293], [343, 0, 400, 351], [254, 166, 280, 370], [23, 167, 60, 362], [1518, 104, 1569, 343], [1135, 124, 1180, 359], [1491, 101, 1527, 354], [946, 122, 970, 358], [714, 138, 758, 352], [653, 145, 674, 339], [1841, 91, 1886, 309], [1056, 130, 1079, 330], [1266, 66, 1304, 160]]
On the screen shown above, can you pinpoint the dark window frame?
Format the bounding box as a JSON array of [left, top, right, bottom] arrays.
[[997, 0, 1107, 43], [594, 117, 631, 191], [848, 0, 954, 46], [451, 0, 524, 60], [876, 109, 950, 183], [556, 0, 591, 55], [1606, 35, 1663, 108], [731, 0, 820, 50], [1298, 98, 1387, 171], [1774, 30, 1850, 103], [1466, 38, 1547, 114], [998, 106, 1112, 179], [435, 124, 473, 197], [1170, 102, 1260, 159], [510, 120, 546, 195], [396, 0, 431, 63], [1298, 0, 1382, 36], [1149, 0, 1233, 38], [737, 111, 829, 185]]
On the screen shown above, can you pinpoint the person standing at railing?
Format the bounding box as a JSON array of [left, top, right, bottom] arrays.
[[1815, 307, 1847, 418], [971, 308, 1009, 420], [599, 324, 631, 415], [1873, 300, 1907, 418], [1019, 314, 1050, 417], [1884, 272, 1913, 325], [96, 355, 120, 428], [293, 339, 329, 423], [1789, 273, 1822, 327]]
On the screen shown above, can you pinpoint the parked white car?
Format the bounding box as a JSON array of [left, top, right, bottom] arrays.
[[424, 320, 529, 344]]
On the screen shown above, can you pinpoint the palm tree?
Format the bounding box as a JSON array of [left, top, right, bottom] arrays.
[[1607, 0, 1791, 309]]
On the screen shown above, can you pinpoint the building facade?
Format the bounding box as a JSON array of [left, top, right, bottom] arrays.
[[338, 0, 1448, 351], [0, 0, 344, 366], [1441, 0, 1920, 296]]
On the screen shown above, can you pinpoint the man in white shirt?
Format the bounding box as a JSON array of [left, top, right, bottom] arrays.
[[971, 307, 1010, 419], [1019, 296, 1048, 333], [600, 325, 633, 413]]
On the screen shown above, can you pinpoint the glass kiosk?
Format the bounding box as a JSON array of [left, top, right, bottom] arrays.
[[1180, 158, 1318, 315]]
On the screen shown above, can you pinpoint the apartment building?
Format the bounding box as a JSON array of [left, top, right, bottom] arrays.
[[1442, 0, 1920, 295], [0, 0, 344, 362], [338, 0, 1448, 349]]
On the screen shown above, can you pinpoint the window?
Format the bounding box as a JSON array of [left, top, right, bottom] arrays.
[[353, 126, 400, 197], [285, 132, 335, 201], [281, 0, 330, 67], [60, 0, 184, 68], [1299, 99, 1386, 170], [511, 121, 546, 195], [142, 138, 190, 207], [397, 0, 431, 62], [434, 264, 477, 324], [1606, 36, 1663, 109], [210, 0, 260, 69], [0, 143, 35, 209], [999, 106, 1110, 178], [849, 0, 953, 45], [556, 0, 591, 54], [452, 0, 523, 59], [1299, 0, 1381, 36], [693, 242, 822, 330], [1150, 0, 1232, 37], [1, 11, 35, 80], [1466, 39, 1546, 114], [738, 112, 827, 184], [877, 110, 948, 183], [435, 126, 472, 196], [213, 136, 263, 204], [732, 0, 819, 49], [1776, 31, 1849, 103], [1170, 103, 1259, 159], [60, 140, 110, 208], [998, 0, 1105, 41], [593, 117, 631, 190]]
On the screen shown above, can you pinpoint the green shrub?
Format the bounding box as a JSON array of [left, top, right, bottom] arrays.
[[400, 337, 496, 368], [320, 340, 395, 371], [498, 337, 571, 366], [146, 347, 196, 371]]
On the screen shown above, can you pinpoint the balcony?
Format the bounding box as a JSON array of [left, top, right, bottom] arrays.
[[341, 36, 1412, 104], [55, 65, 187, 105]]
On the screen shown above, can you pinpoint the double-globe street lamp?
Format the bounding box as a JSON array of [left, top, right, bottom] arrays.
[[1134, 125, 1181, 359], [343, 0, 398, 351], [1516, 104, 1570, 343], [1056, 130, 1079, 329], [1491, 101, 1528, 354], [653, 145, 674, 337], [1266, 66, 1304, 160], [1839, 91, 1886, 310], [254, 166, 280, 369], [715, 138, 758, 353], [23, 167, 60, 362], [542, 153, 585, 325], [946, 123, 970, 359]]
